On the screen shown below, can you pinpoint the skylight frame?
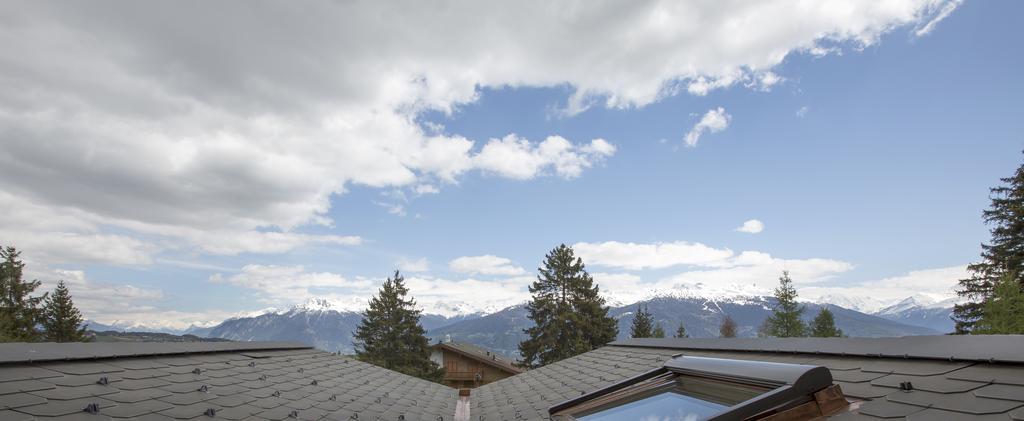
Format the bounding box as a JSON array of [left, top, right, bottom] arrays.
[[548, 355, 835, 421]]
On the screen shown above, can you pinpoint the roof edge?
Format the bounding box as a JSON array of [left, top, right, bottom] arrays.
[[609, 335, 1024, 364], [0, 341, 313, 364]]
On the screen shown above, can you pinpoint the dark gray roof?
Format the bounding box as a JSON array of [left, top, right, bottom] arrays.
[[472, 336, 1024, 420], [4, 336, 1024, 420], [432, 342, 523, 374], [0, 342, 458, 420]]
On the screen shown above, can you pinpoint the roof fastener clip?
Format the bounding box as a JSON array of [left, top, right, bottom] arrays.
[[96, 376, 109, 385], [192, 368, 202, 375], [84, 403, 100, 414], [249, 361, 256, 367], [288, 410, 299, 418], [899, 381, 914, 392], [204, 408, 217, 417], [198, 384, 209, 393]]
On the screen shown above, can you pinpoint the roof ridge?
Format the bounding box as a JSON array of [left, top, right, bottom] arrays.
[[0, 341, 312, 364]]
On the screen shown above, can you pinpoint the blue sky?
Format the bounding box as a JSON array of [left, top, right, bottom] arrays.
[[1, 0, 1020, 328]]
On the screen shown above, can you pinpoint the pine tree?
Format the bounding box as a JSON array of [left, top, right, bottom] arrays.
[[765, 271, 806, 337], [629, 304, 654, 338], [0, 246, 46, 342], [674, 321, 689, 338], [652, 323, 666, 338], [518, 244, 618, 368], [353, 270, 443, 382], [956, 158, 1024, 333], [42, 281, 88, 342], [719, 315, 737, 338], [810, 306, 843, 338], [974, 273, 1024, 334]]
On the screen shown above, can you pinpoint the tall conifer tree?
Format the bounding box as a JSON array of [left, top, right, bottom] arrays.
[[353, 270, 443, 382], [955, 158, 1024, 333], [974, 273, 1024, 334], [652, 323, 665, 338], [719, 315, 738, 338], [674, 322, 689, 338], [810, 307, 843, 337], [0, 246, 46, 342], [629, 304, 654, 338], [42, 281, 88, 342], [518, 245, 617, 368], [765, 271, 806, 337]]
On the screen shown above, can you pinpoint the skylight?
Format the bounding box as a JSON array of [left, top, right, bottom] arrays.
[[549, 356, 841, 421]]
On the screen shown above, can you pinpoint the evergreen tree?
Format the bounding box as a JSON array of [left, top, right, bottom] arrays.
[[955, 158, 1024, 333], [518, 244, 618, 368], [353, 270, 443, 382], [652, 323, 665, 338], [810, 307, 843, 338], [764, 271, 806, 337], [756, 318, 771, 338], [629, 304, 654, 338], [42, 281, 88, 342], [0, 246, 46, 342], [674, 321, 689, 338], [974, 273, 1024, 334], [719, 315, 737, 338]]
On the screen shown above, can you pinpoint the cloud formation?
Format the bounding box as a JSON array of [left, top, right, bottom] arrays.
[[685, 107, 732, 147], [0, 0, 960, 266], [449, 255, 528, 276], [735, 219, 765, 234]]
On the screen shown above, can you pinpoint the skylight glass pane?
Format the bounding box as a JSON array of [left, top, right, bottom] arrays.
[[577, 390, 727, 421]]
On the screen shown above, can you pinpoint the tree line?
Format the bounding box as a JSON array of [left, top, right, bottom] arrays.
[[353, 244, 849, 384], [0, 246, 89, 342]]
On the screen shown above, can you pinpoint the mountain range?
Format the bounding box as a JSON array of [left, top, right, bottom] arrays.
[[102, 293, 952, 356]]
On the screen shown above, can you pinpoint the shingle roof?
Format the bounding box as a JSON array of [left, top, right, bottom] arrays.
[[0, 342, 458, 420], [432, 343, 523, 375], [4, 336, 1023, 420], [471, 336, 1024, 420]]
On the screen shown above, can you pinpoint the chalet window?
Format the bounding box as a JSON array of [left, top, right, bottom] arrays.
[[549, 356, 843, 421]]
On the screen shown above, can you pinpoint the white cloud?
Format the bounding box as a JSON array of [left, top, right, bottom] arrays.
[[735, 219, 765, 234], [210, 264, 375, 306], [573, 241, 736, 270], [398, 257, 430, 273], [684, 107, 732, 147], [796, 106, 810, 118], [0, 1, 959, 265], [449, 255, 528, 276], [474, 135, 615, 180]]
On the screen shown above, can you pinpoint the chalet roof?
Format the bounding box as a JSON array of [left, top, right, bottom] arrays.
[[2, 336, 1023, 420], [0, 342, 457, 420], [472, 335, 1024, 420], [432, 342, 523, 375]]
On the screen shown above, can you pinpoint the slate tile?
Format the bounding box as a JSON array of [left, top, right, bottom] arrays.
[[28, 413, 112, 421], [0, 366, 63, 382], [974, 383, 1024, 402], [0, 379, 56, 395], [115, 378, 171, 391], [101, 399, 175, 418], [206, 393, 256, 408], [104, 388, 173, 404], [0, 392, 47, 409], [871, 374, 988, 394], [156, 391, 217, 406], [105, 359, 168, 370], [215, 404, 265, 420], [29, 384, 119, 401], [860, 360, 971, 376], [39, 363, 123, 376], [0, 409, 33, 420], [14, 397, 115, 417], [118, 369, 171, 380], [857, 399, 930, 418], [886, 389, 1024, 415], [949, 364, 1024, 386], [47, 374, 123, 387], [157, 401, 222, 419], [906, 407, 1016, 420]]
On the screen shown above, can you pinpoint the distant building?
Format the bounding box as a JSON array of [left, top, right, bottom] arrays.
[[430, 340, 524, 388]]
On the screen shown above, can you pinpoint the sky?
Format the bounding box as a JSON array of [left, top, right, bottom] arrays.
[[1, 0, 1022, 329]]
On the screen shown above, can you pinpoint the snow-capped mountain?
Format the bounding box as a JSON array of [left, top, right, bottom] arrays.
[[873, 296, 958, 333]]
